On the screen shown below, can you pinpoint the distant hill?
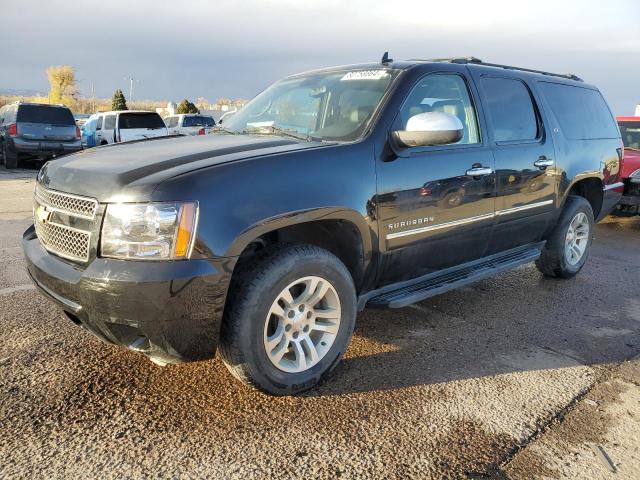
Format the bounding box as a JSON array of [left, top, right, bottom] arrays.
[[0, 88, 47, 97]]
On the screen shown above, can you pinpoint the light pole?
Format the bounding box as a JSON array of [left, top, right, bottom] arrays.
[[123, 76, 140, 104]]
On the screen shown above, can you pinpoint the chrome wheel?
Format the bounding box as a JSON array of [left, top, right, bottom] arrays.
[[565, 212, 589, 265], [263, 276, 341, 373]]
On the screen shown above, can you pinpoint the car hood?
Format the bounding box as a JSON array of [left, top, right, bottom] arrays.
[[622, 148, 640, 178], [38, 134, 325, 202]]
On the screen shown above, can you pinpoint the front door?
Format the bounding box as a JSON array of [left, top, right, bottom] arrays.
[[376, 72, 496, 285], [474, 75, 557, 254]]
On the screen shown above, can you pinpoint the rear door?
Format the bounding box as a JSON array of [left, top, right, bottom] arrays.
[[117, 112, 168, 142], [16, 105, 77, 144], [473, 74, 557, 253]]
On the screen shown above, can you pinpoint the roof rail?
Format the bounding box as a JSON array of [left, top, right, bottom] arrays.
[[411, 57, 583, 82]]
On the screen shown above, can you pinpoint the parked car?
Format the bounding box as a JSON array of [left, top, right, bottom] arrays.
[[94, 110, 168, 145], [23, 56, 623, 395], [74, 113, 91, 127], [164, 114, 215, 136], [615, 116, 640, 215], [80, 114, 101, 148], [0, 102, 82, 168]]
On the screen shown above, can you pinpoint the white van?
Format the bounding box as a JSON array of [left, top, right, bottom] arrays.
[[164, 114, 216, 136], [95, 111, 168, 145]]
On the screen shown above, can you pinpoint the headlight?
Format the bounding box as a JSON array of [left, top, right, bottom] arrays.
[[101, 202, 198, 260], [630, 169, 640, 184]]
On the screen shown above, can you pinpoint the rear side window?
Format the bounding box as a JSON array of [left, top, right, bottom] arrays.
[[118, 113, 165, 129], [481, 77, 538, 142], [183, 116, 215, 127], [538, 83, 619, 139], [619, 121, 640, 149], [104, 115, 116, 130], [16, 105, 75, 125]]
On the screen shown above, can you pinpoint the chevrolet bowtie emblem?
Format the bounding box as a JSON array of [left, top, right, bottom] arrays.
[[35, 205, 51, 224]]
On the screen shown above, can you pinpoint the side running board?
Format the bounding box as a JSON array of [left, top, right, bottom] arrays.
[[365, 242, 545, 309]]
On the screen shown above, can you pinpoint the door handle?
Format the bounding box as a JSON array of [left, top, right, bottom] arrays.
[[466, 166, 493, 176], [534, 156, 554, 168]]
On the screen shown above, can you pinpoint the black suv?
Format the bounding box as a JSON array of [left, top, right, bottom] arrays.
[[23, 57, 623, 395], [0, 102, 82, 168]]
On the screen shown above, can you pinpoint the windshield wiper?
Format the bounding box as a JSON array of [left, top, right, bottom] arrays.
[[243, 125, 320, 142]]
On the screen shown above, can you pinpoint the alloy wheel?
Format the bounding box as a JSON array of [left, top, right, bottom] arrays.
[[263, 276, 341, 373], [565, 212, 589, 265]]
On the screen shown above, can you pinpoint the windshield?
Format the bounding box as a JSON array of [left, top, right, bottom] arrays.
[[183, 115, 215, 127], [17, 105, 75, 126], [224, 68, 400, 142], [619, 121, 640, 149], [118, 112, 166, 129]]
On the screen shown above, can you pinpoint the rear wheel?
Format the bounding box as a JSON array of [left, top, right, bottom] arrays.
[[536, 195, 594, 278], [219, 244, 356, 395], [3, 142, 18, 169]]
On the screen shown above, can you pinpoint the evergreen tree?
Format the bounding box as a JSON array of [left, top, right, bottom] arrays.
[[111, 89, 128, 111], [176, 99, 199, 114]]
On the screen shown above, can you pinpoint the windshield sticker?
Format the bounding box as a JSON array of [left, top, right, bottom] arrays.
[[340, 70, 389, 81]]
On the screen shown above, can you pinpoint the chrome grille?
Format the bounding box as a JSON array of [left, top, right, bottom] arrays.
[[34, 183, 98, 219], [35, 221, 90, 262], [33, 185, 97, 262]]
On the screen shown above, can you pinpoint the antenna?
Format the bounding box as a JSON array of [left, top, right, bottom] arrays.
[[381, 51, 393, 65]]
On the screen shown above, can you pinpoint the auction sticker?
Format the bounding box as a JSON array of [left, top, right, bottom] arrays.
[[341, 70, 389, 81]]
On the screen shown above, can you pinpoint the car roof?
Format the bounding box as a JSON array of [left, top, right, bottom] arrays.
[[101, 110, 159, 115], [291, 57, 585, 85]]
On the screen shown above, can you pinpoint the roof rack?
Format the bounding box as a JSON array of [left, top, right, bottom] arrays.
[[410, 57, 583, 82]]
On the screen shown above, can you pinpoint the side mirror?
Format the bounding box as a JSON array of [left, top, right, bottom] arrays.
[[392, 111, 464, 148]]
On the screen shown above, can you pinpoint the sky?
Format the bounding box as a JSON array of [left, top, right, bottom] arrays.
[[1, 0, 638, 114]]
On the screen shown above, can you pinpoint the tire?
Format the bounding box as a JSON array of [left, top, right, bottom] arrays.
[[439, 190, 463, 209], [219, 244, 357, 395], [0, 140, 4, 165], [3, 142, 18, 169], [535, 195, 594, 279]]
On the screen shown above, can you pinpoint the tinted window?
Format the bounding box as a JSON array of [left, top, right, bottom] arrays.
[[16, 105, 75, 125], [104, 115, 116, 130], [481, 78, 538, 142], [95, 116, 102, 130], [118, 113, 165, 129], [400, 73, 480, 144], [183, 115, 215, 127], [619, 121, 640, 149], [539, 83, 619, 139]]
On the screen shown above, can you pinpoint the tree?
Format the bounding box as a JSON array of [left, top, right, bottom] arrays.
[[111, 89, 128, 111], [176, 99, 199, 114], [46, 65, 78, 108]]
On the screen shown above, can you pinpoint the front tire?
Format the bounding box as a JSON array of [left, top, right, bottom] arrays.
[[536, 195, 594, 278], [219, 244, 357, 395]]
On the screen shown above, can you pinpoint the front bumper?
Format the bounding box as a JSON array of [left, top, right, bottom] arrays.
[[22, 225, 233, 365]]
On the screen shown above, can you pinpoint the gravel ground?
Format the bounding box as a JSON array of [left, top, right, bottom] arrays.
[[0, 165, 639, 479]]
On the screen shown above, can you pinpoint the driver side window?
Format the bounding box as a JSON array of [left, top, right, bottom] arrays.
[[400, 73, 480, 145]]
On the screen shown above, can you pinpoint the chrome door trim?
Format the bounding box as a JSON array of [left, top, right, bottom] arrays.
[[385, 199, 554, 240], [386, 212, 494, 239], [495, 199, 553, 216]]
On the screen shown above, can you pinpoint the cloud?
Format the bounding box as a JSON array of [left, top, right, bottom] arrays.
[[0, 0, 638, 113]]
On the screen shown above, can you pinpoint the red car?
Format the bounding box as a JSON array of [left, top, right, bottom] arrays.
[[616, 116, 640, 215]]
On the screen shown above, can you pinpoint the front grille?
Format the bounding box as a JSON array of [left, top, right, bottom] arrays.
[[34, 183, 98, 219], [33, 185, 97, 262]]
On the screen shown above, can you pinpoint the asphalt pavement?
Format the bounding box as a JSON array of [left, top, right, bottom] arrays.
[[1, 165, 639, 479]]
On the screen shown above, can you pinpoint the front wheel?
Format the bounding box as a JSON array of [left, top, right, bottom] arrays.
[[219, 244, 356, 395], [536, 195, 594, 278]]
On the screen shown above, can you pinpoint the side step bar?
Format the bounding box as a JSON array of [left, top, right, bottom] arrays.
[[364, 242, 545, 309]]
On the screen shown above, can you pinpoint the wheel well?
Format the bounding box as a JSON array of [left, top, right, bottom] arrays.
[[235, 220, 365, 292], [568, 178, 603, 218]]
